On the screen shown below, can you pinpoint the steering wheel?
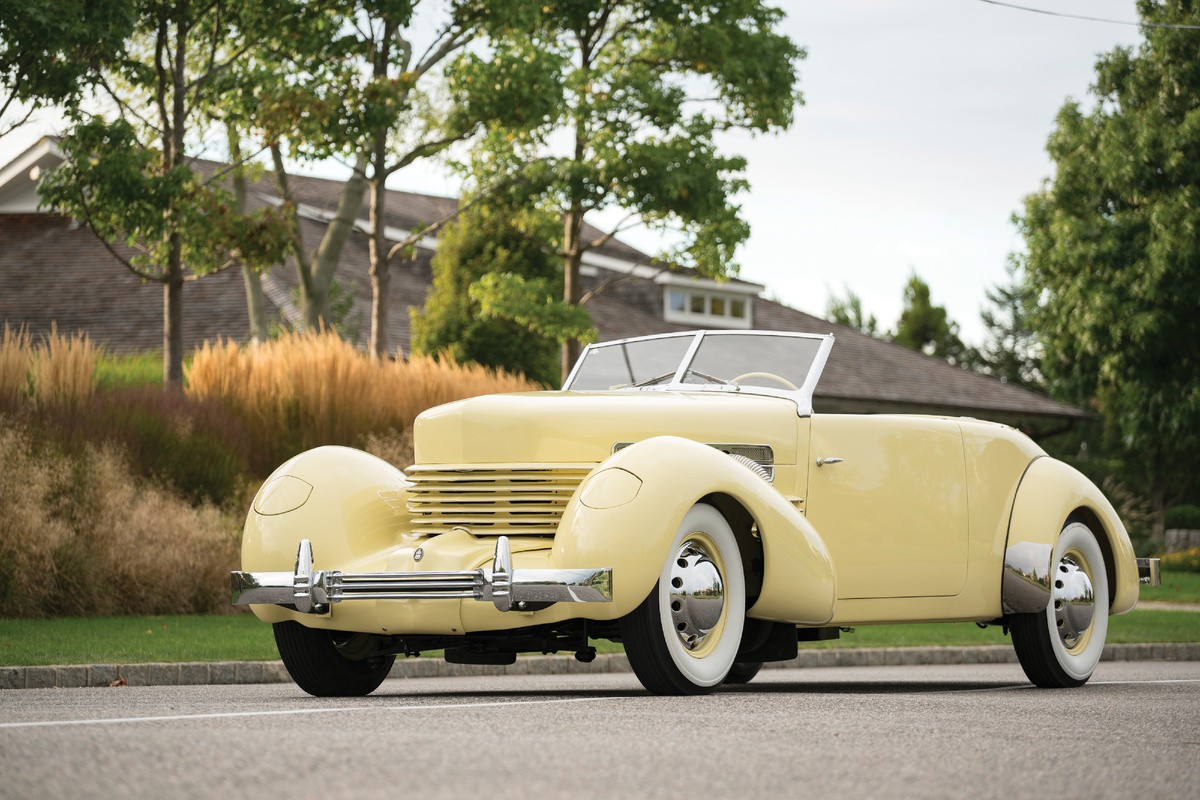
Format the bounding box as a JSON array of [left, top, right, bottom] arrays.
[[731, 372, 798, 391]]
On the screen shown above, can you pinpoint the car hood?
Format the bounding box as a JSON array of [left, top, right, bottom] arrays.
[[412, 390, 801, 466]]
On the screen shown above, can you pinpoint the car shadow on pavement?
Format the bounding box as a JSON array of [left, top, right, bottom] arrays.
[[363, 680, 1034, 701], [719, 680, 1034, 695]]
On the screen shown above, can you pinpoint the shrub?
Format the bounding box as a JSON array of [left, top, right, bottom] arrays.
[[1165, 504, 1200, 531], [0, 418, 240, 618], [1161, 547, 1200, 573], [19, 387, 253, 508], [1101, 476, 1153, 552]]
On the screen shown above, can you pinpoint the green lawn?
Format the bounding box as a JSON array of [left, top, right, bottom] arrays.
[[1139, 570, 1200, 604], [1, 614, 278, 667], [95, 351, 165, 390], [2, 607, 1196, 667]]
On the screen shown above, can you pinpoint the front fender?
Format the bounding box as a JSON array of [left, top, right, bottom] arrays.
[[1004, 456, 1139, 616], [241, 446, 423, 627], [552, 436, 836, 625], [242, 446, 416, 575]]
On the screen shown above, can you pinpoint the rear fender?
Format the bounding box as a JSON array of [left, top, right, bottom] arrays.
[[1004, 456, 1138, 616], [552, 436, 836, 624]]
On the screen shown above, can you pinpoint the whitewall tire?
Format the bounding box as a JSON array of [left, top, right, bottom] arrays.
[[1011, 522, 1109, 688], [620, 503, 746, 695]]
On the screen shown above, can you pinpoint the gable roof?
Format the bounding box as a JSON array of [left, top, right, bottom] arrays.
[[0, 143, 1083, 427]]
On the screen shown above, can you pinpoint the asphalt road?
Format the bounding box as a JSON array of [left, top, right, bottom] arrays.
[[2, 661, 1197, 799]]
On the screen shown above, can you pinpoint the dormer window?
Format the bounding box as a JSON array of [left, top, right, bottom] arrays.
[[664, 287, 753, 328]]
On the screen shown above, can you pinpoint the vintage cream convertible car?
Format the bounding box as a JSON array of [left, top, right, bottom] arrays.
[[233, 330, 1160, 696]]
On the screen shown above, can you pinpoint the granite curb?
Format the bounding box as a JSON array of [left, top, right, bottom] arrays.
[[4, 642, 1199, 689]]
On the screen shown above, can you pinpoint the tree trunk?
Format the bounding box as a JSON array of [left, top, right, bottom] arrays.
[[560, 203, 585, 382], [311, 154, 369, 330], [164, 233, 184, 389], [162, 14, 187, 390], [270, 145, 320, 329], [367, 140, 391, 360], [241, 267, 270, 343], [229, 126, 270, 343]]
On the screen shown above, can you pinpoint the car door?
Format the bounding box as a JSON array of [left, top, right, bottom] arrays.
[[804, 415, 969, 599]]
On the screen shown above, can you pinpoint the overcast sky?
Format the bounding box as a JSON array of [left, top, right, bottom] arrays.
[[709, 0, 1145, 344], [1, 0, 1147, 345]]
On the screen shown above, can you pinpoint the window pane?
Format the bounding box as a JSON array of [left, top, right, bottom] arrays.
[[669, 289, 685, 312], [690, 294, 706, 314], [567, 334, 697, 389], [711, 297, 725, 316], [730, 299, 745, 319], [682, 334, 823, 388]]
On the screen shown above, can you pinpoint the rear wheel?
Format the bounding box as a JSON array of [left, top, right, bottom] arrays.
[[620, 503, 745, 695], [274, 621, 395, 697], [723, 661, 764, 685], [1010, 522, 1109, 688]]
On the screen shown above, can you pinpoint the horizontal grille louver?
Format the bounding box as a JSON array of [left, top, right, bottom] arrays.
[[406, 466, 594, 537]]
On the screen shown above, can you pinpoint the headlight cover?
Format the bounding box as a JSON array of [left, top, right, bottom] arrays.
[[253, 475, 314, 516], [579, 467, 642, 510]]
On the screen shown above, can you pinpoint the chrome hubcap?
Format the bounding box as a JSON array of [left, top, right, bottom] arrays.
[[1052, 555, 1095, 649], [667, 540, 725, 651]]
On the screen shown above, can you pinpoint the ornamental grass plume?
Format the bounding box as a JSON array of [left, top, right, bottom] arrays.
[[186, 331, 541, 473], [28, 323, 100, 410], [384, 352, 542, 428], [0, 323, 32, 402]]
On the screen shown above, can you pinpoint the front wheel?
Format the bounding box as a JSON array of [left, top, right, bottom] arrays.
[[274, 621, 395, 697], [620, 503, 745, 695], [1010, 522, 1109, 688]]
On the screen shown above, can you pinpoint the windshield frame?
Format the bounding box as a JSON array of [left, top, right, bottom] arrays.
[[562, 330, 835, 416]]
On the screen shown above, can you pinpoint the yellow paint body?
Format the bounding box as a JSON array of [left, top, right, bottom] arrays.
[[242, 391, 1140, 636]]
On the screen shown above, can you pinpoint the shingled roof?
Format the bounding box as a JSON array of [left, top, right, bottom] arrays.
[[0, 138, 1083, 428]]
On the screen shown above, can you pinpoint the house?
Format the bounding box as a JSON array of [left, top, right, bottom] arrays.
[[0, 136, 1085, 431]]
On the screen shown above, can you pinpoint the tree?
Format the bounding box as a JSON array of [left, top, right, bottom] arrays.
[[410, 202, 592, 386], [0, 0, 135, 139], [825, 285, 880, 337], [450, 1, 804, 376], [892, 274, 967, 365], [241, 1, 526, 358], [1016, 0, 1200, 536], [971, 258, 1042, 389], [38, 1, 292, 388]]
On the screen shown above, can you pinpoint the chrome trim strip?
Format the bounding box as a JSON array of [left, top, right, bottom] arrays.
[[231, 537, 613, 613], [1001, 540, 1055, 615], [1137, 557, 1162, 586]]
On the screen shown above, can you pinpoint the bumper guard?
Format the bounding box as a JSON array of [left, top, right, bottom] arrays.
[[1137, 557, 1161, 586], [231, 537, 613, 614]]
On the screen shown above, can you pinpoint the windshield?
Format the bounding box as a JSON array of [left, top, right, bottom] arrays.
[[564, 331, 833, 413]]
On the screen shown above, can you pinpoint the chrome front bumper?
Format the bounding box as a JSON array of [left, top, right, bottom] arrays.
[[231, 537, 613, 614]]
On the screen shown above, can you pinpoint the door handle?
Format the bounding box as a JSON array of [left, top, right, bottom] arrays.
[[816, 457, 844, 467]]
